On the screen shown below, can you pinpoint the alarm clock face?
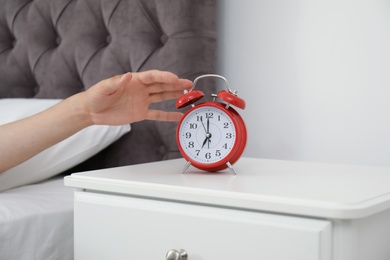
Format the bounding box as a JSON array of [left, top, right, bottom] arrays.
[[178, 104, 237, 165]]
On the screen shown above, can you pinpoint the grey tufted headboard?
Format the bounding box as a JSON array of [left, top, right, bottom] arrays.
[[0, 0, 217, 170]]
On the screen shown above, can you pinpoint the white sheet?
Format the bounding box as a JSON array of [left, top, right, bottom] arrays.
[[0, 176, 74, 260]]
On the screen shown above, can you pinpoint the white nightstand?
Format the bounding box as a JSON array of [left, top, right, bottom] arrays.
[[64, 157, 390, 260]]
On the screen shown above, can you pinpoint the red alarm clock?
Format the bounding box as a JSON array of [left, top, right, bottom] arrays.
[[176, 74, 247, 174]]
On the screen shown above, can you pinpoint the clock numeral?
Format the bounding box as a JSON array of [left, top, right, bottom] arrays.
[[215, 150, 221, 156], [205, 152, 211, 159], [206, 112, 214, 119], [196, 116, 203, 122], [188, 141, 195, 148], [226, 133, 233, 139], [195, 150, 200, 156], [223, 143, 228, 149], [185, 132, 191, 138], [223, 122, 229, 128], [189, 123, 198, 129]]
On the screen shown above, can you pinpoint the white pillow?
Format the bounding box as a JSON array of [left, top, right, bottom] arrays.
[[0, 98, 131, 192]]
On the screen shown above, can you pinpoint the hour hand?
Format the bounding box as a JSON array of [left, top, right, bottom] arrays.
[[201, 133, 212, 149], [201, 137, 208, 149]]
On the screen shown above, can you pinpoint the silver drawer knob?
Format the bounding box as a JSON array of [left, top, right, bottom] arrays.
[[166, 249, 188, 260]]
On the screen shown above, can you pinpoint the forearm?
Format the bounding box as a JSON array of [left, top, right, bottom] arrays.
[[0, 92, 92, 173]]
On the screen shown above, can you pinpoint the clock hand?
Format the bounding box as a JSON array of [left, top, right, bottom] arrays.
[[206, 117, 211, 148], [201, 137, 208, 149], [200, 117, 207, 133], [201, 133, 212, 149]]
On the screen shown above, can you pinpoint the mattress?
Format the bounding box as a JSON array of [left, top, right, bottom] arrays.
[[0, 176, 74, 260]]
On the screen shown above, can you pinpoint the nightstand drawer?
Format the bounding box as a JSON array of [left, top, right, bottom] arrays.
[[74, 191, 332, 260]]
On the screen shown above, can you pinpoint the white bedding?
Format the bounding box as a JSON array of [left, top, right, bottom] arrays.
[[0, 176, 74, 260]]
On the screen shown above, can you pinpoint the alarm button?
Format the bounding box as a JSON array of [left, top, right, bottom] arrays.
[[176, 90, 205, 109], [217, 90, 246, 109]]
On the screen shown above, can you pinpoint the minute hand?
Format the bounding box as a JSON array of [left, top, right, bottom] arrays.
[[206, 117, 211, 149]]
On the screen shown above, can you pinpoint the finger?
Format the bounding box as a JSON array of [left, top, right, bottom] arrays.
[[137, 70, 179, 85], [180, 79, 193, 90], [146, 79, 193, 94], [146, 110, 184, 122], [149, 90, 183, 103]]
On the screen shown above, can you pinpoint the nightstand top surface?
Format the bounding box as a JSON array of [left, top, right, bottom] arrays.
[[64, 157, 390, 219]]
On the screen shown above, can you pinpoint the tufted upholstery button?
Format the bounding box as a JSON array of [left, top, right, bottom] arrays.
[[56, 36, 61, 45], [160, 34, 168, 44], [106, 35, 111, 45]]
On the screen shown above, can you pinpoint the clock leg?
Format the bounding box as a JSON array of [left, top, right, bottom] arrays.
[[181, 161, 192, 174], [226, 161, 237, 175]]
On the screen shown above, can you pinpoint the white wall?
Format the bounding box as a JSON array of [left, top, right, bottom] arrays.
[[217, 0, 390, 167]]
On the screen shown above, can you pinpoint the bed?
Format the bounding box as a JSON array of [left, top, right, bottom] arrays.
[[0, 0, 216, 258]]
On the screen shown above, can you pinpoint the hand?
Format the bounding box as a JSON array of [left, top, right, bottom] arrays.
[[206, 117, 210, 148], [201, 117, 212, 149], [80, 70, 192, 125], [200, 117, 207, 133], [201, 132, 212, 149], [0, 70, 192, 173], [201, 136, 209, 149]]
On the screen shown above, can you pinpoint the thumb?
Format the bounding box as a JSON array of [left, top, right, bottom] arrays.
[[101, 72, 133, 95], [119, 72, 132, 83]]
